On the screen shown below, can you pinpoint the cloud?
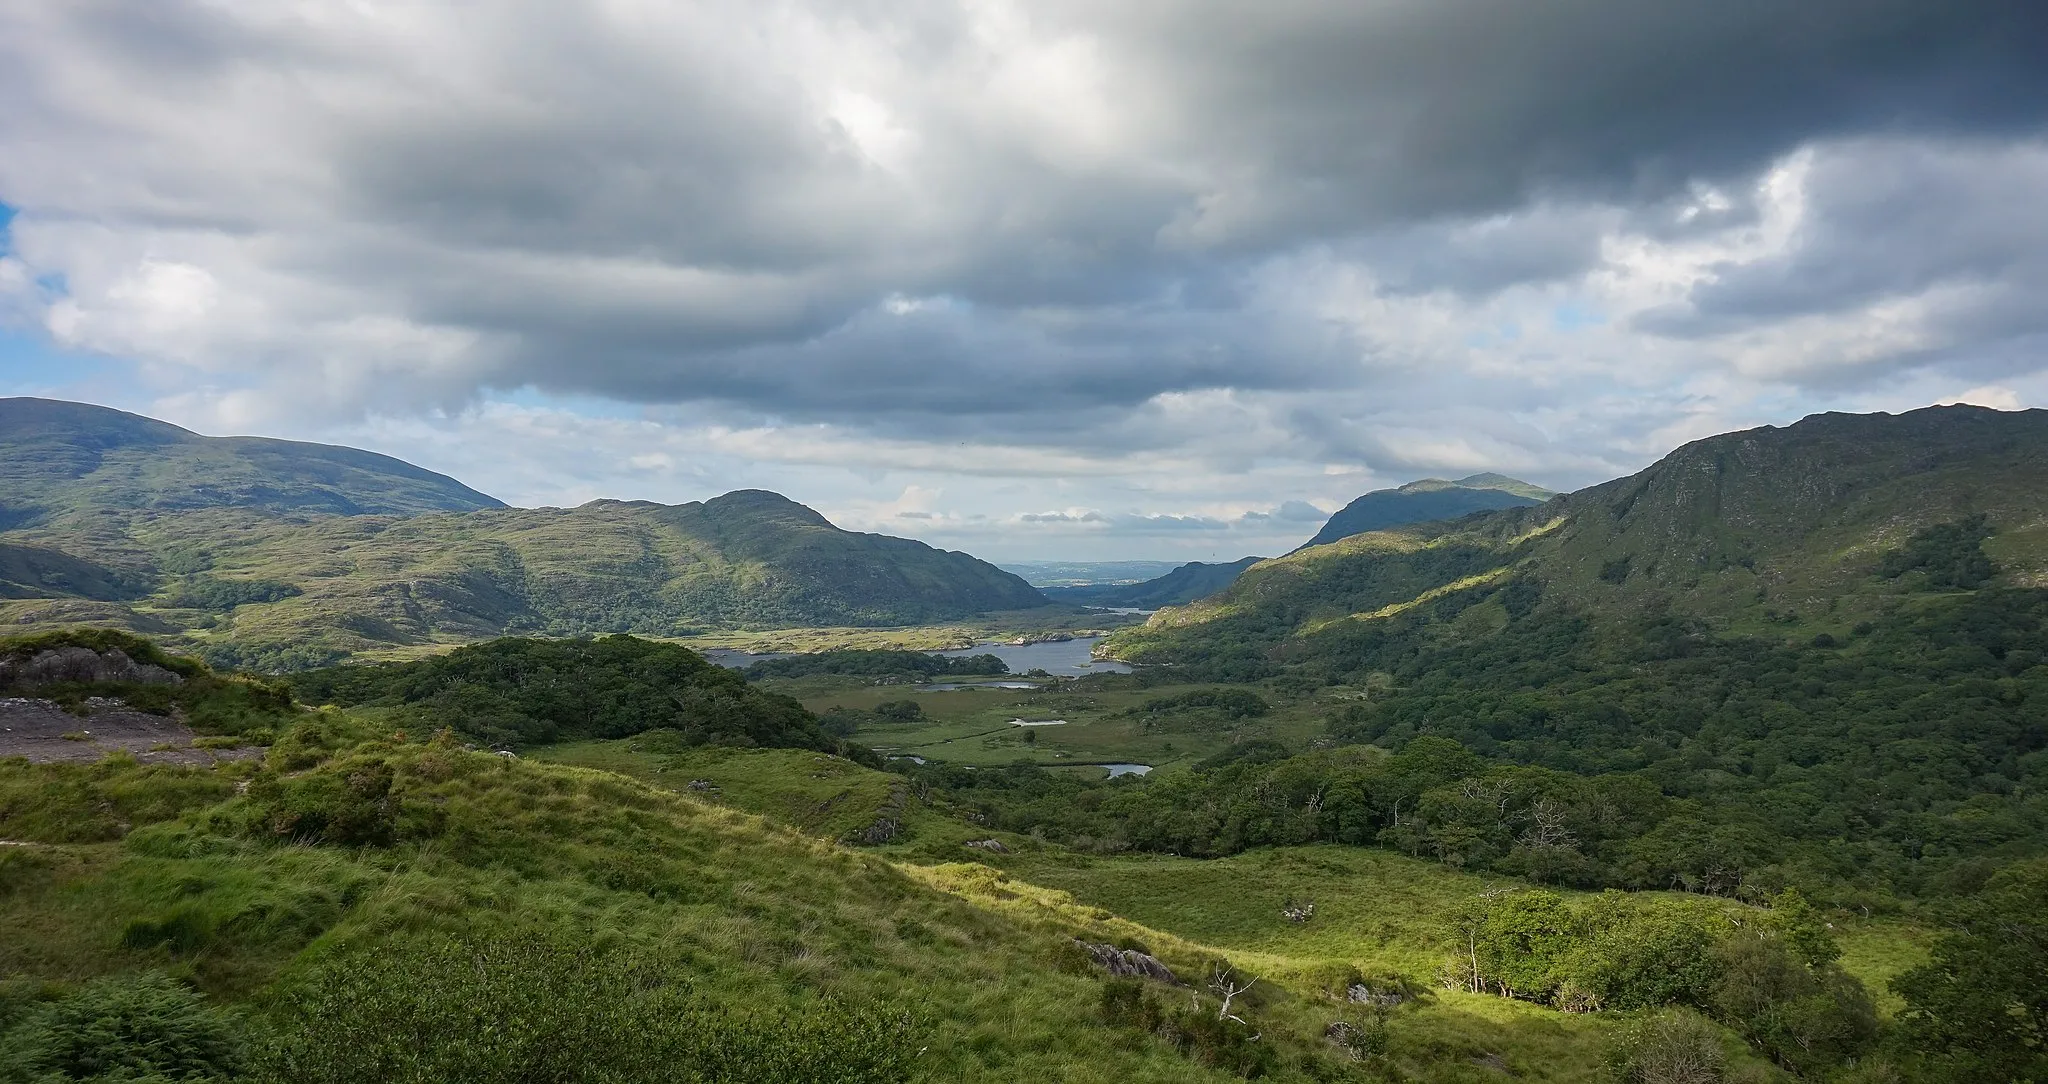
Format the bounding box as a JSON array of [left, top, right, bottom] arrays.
[[4, 1, 2048, 557]]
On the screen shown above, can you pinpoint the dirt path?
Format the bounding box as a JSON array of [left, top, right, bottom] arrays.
[[0, 697, 263, 766]]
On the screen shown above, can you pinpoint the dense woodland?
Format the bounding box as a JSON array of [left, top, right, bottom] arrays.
[[928, 583, 2048, 905]]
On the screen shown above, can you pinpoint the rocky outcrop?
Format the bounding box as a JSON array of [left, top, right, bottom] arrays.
[[1078, 941, 1179, 985], [846, 784, 909, 846], [0, 647, 183, 688]]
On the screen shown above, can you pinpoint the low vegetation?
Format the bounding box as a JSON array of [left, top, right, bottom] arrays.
[[286, 636, 857, 757]]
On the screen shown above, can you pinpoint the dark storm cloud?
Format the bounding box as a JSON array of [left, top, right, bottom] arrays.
[[1635, 139, 2048, 386], [5, 0, 2048, 481], [1097, 0, 2048, 236]]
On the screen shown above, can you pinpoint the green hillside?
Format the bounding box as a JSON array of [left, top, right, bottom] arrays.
[[1296, 474, 1552, 552], [8, 630, 2008, 1082], [1116, 406, 2048, 667], [1078, 406, 2048, 910], [0, 490, 1045, 670], [0, 397, 505, 523]]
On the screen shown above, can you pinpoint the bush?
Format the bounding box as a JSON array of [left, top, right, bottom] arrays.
[[1097, 979, 1276, 1079], [1605, 1008, 1727, 1084], [1712, 931, 1876, 1076], [0, 971, 243, 1083]]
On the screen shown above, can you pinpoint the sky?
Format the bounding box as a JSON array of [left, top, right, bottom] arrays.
[[3, 2, 2047, 562]]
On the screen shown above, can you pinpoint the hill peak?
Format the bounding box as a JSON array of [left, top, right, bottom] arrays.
[[698, 489, 835, 527], [1298, 472, 1552, 551]]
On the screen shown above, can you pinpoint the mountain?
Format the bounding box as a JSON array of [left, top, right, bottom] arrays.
[[1293, 472, 1552, 552], [1109, 405, 2048, 672], [0, 397, 506, 524], [1092, 406, 2048, 925], [1040, 557, 1265, 608], [4, 490, 1046, 670], [0, 400, 1051, 667], [1036, 474, 1555, 610]]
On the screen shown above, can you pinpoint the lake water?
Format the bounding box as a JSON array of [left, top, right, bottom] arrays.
[[1007, 718, 1068, 726], [917, 681, 1041, 691], [1102, 763, 1152, 777], [936, 636, 1132, 677], [703, 635, 1134, 678]]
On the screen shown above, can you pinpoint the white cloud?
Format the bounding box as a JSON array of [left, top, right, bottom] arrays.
[[3, 1, 2047, 558]]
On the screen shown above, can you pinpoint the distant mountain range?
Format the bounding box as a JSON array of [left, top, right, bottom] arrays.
[[1107, 405, 2048, 672], [1037, 474, 1553, 610], [0, 398, 1044, 668], [1039, 557, 1265, 608]]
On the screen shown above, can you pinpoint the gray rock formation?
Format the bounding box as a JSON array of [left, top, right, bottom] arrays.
[[1078, 940, 1179, 985], [0, 647, 183, 688]]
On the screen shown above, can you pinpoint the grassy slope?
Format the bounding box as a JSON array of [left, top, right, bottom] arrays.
[[1, 737, 1649, 1084], [531, 741, 1864, 1081], [1111, 405, 2048, 665], [2, 689, 1936, 1082]]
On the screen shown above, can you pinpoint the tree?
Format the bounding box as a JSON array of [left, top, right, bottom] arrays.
[[1893, 860, 2048, 1082]]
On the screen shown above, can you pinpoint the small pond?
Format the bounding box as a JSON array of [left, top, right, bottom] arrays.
[[1101, 763, 1153, 778]]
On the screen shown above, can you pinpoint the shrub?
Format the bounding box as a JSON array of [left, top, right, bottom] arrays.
[[1605, 1008, 1727, 1084], [1097, 978, 1276, 1079], [0, 971, 243, 1083]]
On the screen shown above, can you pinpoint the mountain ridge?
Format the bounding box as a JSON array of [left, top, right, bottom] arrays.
[[1294, 472, 1553, 552], [1107, 404, 2048, 671], [0, 396, 506, 522], [0, 399, 1049, 667]]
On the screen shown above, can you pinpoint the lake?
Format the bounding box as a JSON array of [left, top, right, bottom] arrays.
[[935, 636, 1132, 677], [701, 635, 1133, 678]]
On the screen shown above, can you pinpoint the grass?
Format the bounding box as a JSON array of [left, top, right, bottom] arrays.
[[769, 676, 1333, 774], [1, 705, 1934, 1082], [1, 736, 1403, 1082], [993, 845, 1929, 1016]]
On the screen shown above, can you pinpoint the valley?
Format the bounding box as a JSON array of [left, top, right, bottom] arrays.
[[2, 401, 2045, 1082]]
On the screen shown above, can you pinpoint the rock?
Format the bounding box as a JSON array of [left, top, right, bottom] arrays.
[[964, 839, 1010, 854], [1347, 982, 1407, 1006], [1077, 940, 1179, 985], [847, 784, 910, 846], [0, 647, 184, 689]]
